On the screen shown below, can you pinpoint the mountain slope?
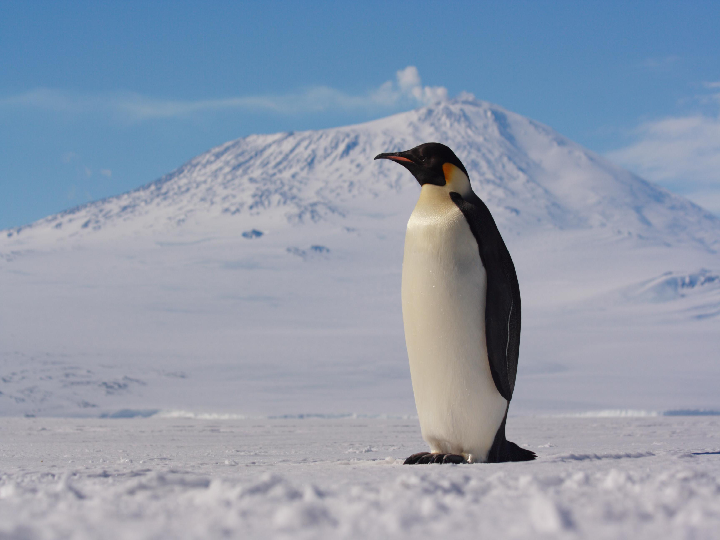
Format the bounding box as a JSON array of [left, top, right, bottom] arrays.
[[5, 97, 719, 250]]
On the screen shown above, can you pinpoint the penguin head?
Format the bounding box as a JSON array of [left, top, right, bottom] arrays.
[[374, 142, 472, 196]]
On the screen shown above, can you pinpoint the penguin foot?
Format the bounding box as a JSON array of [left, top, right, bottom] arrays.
[[403, 452, 467, 465]]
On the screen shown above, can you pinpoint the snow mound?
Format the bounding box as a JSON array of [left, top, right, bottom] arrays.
[[626, 269, 720, 303], [617, 269, 720, 319]]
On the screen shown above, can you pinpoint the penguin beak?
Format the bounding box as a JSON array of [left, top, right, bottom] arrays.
[[375, 144, 448, 188], [375, 149, 440, 187], [374, 151, 416, 165]]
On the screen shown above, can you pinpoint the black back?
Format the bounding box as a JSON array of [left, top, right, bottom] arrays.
[[449, 191, 521, 402]]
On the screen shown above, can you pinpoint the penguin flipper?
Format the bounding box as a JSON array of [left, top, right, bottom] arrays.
[[486, 410, 536, 463], [449, 191, 521, 402]]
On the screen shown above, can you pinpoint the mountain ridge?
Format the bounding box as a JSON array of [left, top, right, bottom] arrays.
[[3, 97, 720, 251]]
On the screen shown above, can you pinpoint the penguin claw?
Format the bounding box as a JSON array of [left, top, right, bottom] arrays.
[[403, 452, 430, 465], [403, 452, 467, 465]]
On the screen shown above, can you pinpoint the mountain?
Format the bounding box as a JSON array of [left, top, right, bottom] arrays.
[[1, 97, 720, 418], [5, 96, 720, 249]]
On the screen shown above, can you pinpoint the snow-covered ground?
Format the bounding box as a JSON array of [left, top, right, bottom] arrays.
[[1, 229, 719, 418], [1, 415, 720, 539]]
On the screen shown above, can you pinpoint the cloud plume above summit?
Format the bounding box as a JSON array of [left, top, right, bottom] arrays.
[[0, 66, 449, 122]]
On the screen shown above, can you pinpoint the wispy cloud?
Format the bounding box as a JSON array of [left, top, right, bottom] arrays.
[[60, 151, 111, 183], [641, 55, 681, 72], [0, 66, 449, 122], [607, 83, 720, 214]]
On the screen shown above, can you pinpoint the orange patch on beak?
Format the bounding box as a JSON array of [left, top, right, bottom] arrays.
[[387, 156, 413, 163]]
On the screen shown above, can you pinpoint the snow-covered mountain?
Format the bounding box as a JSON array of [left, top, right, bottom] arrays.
[[1, 97, 719, 418], [6, 96, 719, 250]]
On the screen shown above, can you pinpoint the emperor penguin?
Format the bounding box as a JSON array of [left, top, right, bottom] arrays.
[[375, 142, 535, 464]]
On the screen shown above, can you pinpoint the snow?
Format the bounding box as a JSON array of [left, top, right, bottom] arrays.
[[1, 228, 718, 418], [622, 269, 720, 317], [2, 415, 720, 539], [5, 97, 719, 246], [1, 97, 719, 418], [2, 97, 720, 537]]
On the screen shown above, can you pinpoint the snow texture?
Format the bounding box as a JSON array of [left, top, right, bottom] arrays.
[[2, 97, 720, 539], [1, 416, 720, 540], [1, 97, 719, 418]]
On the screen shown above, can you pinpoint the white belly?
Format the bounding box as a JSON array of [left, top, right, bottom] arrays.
[[402, 185, 507, 462]]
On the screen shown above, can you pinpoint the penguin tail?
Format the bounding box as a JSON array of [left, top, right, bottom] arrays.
[[486, 410, 537, 463], [501, 440, 537, 462]]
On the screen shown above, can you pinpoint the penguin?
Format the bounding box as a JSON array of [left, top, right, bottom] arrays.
[[375, 142, 535, 464]]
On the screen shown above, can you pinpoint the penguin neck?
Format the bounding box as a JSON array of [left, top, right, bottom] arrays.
[[414, 165, 473, 214], [416, 184, 454, 210]]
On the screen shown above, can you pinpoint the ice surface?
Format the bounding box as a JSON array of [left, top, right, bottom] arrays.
[[1, 416, 720, 539]]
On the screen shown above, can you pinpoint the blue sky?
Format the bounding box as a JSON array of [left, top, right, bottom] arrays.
[[2, 0, 720, 229]]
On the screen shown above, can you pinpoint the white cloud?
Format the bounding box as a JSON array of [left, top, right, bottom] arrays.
[[607, 87, 720, 214], [683, 190, 720, 215], [100, 169, 112, 178], [371, 66, 448, 108], [0, 66, 450, 121], [396, 66, 422, 92], [608, 114, 720, 185]]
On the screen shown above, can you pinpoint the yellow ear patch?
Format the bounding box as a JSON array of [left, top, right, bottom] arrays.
[[442, 163, 471, 196], [442, 163, 455, 183]]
